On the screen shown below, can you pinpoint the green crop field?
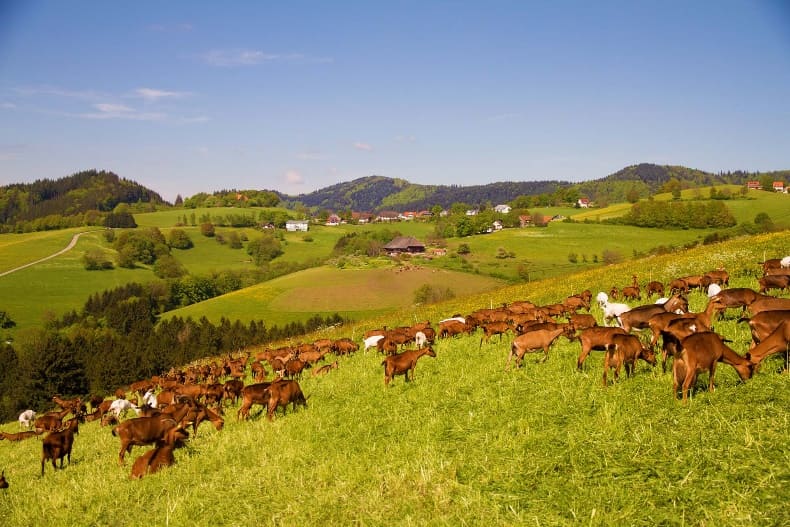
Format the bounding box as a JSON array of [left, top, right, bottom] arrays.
[[1, 231, 788, 526]]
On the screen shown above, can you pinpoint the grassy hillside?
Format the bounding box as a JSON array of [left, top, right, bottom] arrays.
[[0, 231, 788, 525], [162, 265, 506, 327], [572, 187, 790, 226]]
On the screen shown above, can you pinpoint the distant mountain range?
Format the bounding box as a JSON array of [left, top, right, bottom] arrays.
[[1, 165, 788, 227]]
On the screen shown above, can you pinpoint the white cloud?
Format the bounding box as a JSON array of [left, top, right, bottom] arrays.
[[199, 49, 333, 67], [353, 142, 374, 152], [79, 103, 164, 121], [285, 169, 304, 185], [135, 88, 189, 101], [1, 102, 17, 109]]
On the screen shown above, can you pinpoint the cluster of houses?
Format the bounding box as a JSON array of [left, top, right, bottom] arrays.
[[746, 180, 787, 193]]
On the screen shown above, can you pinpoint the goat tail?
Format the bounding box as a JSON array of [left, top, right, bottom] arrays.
[[737, 316, 750, 323]]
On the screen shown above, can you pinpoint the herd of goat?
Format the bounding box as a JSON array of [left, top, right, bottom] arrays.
[[0, 255, 789, 487]]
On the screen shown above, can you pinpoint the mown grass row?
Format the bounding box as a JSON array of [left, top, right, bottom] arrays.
[[1, 231, 788, 525]]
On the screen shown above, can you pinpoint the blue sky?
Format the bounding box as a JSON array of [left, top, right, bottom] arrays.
[[1, 1, 788, 202]]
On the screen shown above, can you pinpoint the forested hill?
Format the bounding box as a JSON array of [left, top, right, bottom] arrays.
[[278, 164, 789, 212], [0, 170, 166, 227], [279, 176, 569, 211]]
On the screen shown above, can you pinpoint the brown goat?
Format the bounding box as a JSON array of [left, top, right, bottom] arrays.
[[0, 430, 40, 441], [264, 379, 308, 420], [312, 361, 339, 376], [112, 416, 182, 464], [673, 332, 753, 402], [382, 347, 437, 385], [646, 281, 665, 298], [479, 320, 512, 347], [41, 417, 79, 476], [740, 310, 790, 347], [508, 326, 568, 368], [710, 288, 762, 312], [648, 298, 721, 348], [237, 382, 273, 420], [745, 319, 790, 368], [758, 274, 790, 295], [618, 294, 688, 333], [129, 425, 189, 480], [602, 334, 656, 386], [576, 326, 629, 370], [748, 296, 790, 316]]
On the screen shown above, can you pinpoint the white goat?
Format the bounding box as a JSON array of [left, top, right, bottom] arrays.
[[414, 331, 427, 348], [363, 334, 385, 352], [596, 291, 631, 327], [142, 389, 157, 409], [781, 256, 790, 268], [18, 409, 36, 430], [707, 283, 722, 298], [109, 398, 139, 418]]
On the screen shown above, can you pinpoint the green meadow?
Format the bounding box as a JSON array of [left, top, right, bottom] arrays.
[[1, 231, 788, 526], [0, 193, 786, 334], [573, 186, 790, 226]]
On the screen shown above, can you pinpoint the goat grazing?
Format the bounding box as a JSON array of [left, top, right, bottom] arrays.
[[382, 347, 436, 386], [602, 334, 656, 386], [673, 332, 753, 402]]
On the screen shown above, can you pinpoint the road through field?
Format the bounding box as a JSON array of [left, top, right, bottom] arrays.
[[0, 231, 95, 278]]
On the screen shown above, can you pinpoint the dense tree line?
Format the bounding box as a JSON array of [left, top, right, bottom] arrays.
[[182, 189, 280, 209], [0, 282, 346, 421], [611, 199, 737, 229], [0, 170, 165, 232]]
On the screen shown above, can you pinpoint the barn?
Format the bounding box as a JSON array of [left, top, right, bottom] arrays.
[[383, 236, 426, 254]]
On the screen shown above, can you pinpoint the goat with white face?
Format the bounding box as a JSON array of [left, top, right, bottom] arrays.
[[596, 292, 631, 327]]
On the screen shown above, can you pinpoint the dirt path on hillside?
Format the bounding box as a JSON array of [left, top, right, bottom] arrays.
[[0, 230, 97, 278]]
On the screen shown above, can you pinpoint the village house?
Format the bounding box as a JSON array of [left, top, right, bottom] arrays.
[[399, 211, 417, 221], [325, 214, 342, 226], [285, 220, 309, 232], [492, 220, 504, 231], [352, 212, 373, 224], [746, 180, 761, 190], [494, 204, 512, 214], [518, 215, 532, 227], [383, 236, 426, 254], [773, 181, 785, 193], [376, 211, 400, 222], [577, 198, 591, 208]]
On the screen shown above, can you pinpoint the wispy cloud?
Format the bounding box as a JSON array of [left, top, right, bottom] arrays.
[[199, 49, 332, 67], [353, 142, 374, 152], [77, 103, 165, 121], [14, 84, 205, 124], [134, 88, 190, 102]]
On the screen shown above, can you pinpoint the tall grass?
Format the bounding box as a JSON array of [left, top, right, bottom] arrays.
[[1, 231, 789, 525]]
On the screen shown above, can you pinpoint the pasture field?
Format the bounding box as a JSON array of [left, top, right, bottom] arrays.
[[161, 265, 507, 328], [0, 230, 153, 332], [572, 186, 790, 227], [0, 228, 89, 274], [1, 233, 789, 525]]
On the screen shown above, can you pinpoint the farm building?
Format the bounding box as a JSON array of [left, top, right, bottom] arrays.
[[383, 236, 426, 254], [773, 181, 785, 193], [747, 180, 761, 190], [494, 204, 512, 214], [285, 220, 309, 232]]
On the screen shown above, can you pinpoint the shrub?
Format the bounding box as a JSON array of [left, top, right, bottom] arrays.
[[200, 222, 215, 237], [168, 229, 194, 249], [82, 249, 114, 271]]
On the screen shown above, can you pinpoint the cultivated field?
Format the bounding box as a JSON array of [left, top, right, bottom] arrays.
[[0, 231, 788, 526]]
